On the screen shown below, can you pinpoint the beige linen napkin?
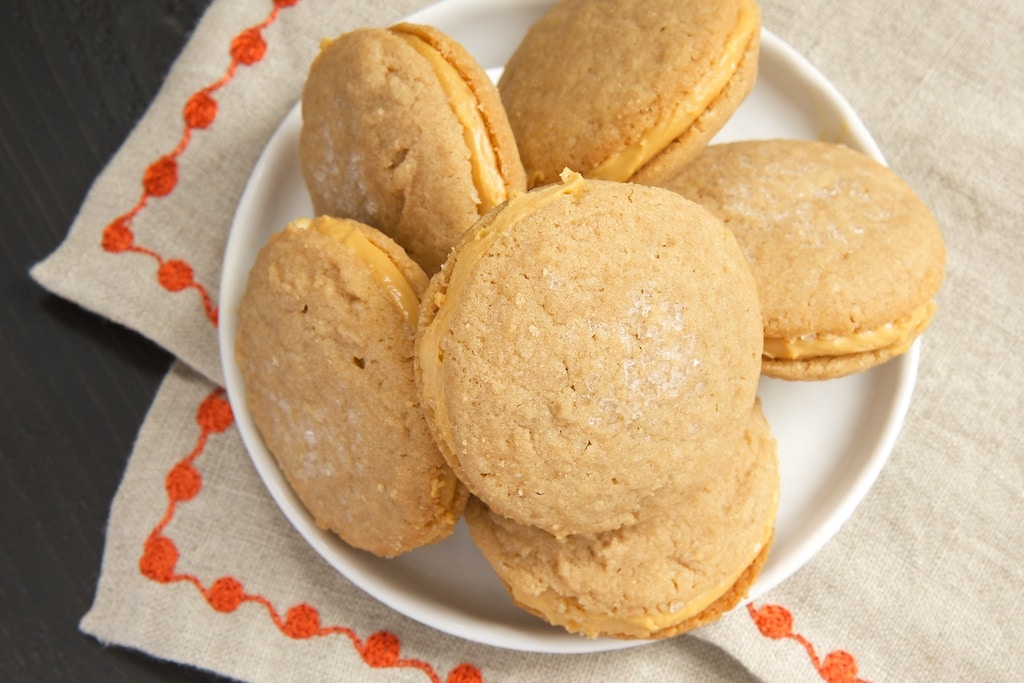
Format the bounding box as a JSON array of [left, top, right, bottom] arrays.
[[33, 0, 1024, 681]]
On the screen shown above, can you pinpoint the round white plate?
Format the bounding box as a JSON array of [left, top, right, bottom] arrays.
[[220, 0, 918, 654]]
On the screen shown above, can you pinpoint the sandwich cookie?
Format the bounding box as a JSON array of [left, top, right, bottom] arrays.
[[300, 23, 527, 274], [498, 0, 761, 187], [415, 171, 763, 537], [465, 401, 779, 639], [651, 139, 946, 380], [235, 216, 468, 557]]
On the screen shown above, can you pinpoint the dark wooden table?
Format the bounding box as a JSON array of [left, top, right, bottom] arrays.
[[1, 1, 223, 680]]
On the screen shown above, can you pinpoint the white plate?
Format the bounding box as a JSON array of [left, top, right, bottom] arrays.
[[220, 0, 918, 654]]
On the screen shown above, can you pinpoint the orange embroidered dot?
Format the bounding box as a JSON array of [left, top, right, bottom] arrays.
[[446, 663, 484, 683], [362, 631, 401, 667], [102, 218, 134, 253], [157, 259, 194, 292], [166, 462, 202, 502], [281, 604, 321, 639], [143, 156, 179, 197], [750, 602, 793, 638], [230, 28, 267, 65], [140, 535, 179, 583], [184, 91, 218, 129], [197, 392, 233, 433], [207, 577, 246, 613], [821, 650, 861, 683]]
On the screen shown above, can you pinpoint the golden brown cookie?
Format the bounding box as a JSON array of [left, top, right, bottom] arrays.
[[415, 171, 763, 537], [466, 401, 779, 640], [498, 0, 761, 187], [235, 216, 468, 557], [650, 139, 946, 380], [300, 23, 527, 274]]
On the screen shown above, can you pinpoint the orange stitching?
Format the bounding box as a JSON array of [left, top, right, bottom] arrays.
[[101, 0, 303, 328], [748, 603, 871, 683], [138, 387, 484, 683]]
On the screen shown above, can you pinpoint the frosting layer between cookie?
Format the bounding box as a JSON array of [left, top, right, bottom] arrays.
[[589, 0, 760, 180]]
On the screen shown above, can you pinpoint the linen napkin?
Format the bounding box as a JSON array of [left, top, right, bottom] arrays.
[[33, 0, 1024, 681]]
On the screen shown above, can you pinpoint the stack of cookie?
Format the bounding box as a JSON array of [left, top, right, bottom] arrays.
[[416, 170, 779, 638], [234, 0, 944, 640]]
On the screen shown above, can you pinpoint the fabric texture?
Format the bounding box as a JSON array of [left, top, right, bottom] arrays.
[[32, 0, 1023, 681]]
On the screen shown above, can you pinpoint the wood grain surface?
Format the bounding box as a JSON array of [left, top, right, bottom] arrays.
[[1, 1, 222, 680]]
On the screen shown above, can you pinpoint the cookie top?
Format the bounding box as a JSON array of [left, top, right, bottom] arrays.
[[498, 0, 761, 187], [652, 139, 946, 380], [235, 216, 468, 557], [416, 172, 763, 537], [300, 24, 527, 274], [465, 400, 779, 639]]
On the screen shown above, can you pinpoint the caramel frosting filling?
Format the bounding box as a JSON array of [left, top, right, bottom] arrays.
[[763, 301, 936, 361], [589, 0, 760, 181], [390, 25, 507, 213], [298, 217, 420, 328], [418, 170, 585, 461]]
